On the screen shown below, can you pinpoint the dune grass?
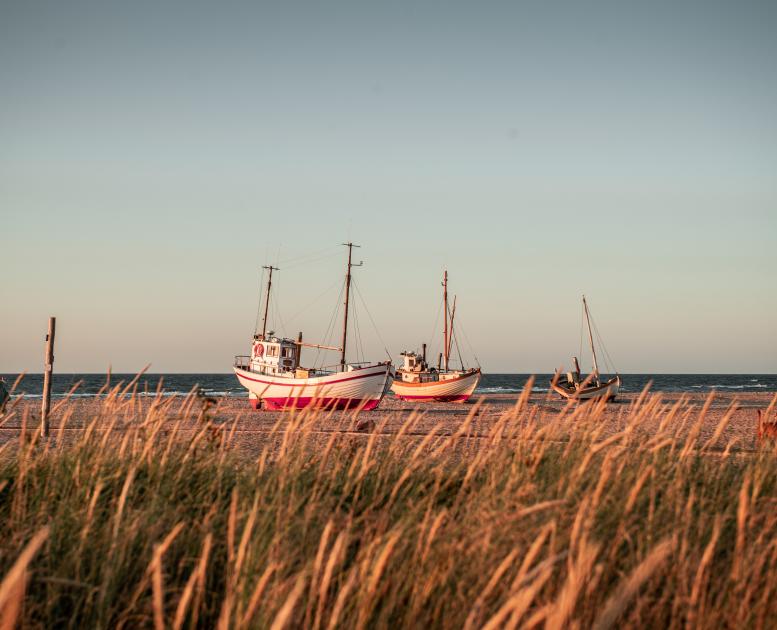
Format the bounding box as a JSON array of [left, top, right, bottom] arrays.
[[1, 384, 776, 629]]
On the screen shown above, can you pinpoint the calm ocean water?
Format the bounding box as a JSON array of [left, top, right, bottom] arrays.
[[3, 373, 776, 398]]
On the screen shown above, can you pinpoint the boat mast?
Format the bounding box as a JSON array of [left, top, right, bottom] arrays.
[[442, 270, 449, 371], [582, 295, 600, 384], [260, 265, 279, 340], [340, 242, 361, 369], [446, 295, 457, 366]]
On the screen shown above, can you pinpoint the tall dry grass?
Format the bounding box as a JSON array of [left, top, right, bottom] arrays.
[[0, 383, 776, 629]]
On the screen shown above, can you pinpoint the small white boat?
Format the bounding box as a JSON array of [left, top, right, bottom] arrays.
[[391, 271, 481, 403], [234, 244, 394, 411], [550, 296, 621, 402], [391, 362, 481, 402]]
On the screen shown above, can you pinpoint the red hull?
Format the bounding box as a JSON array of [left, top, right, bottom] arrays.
[[395, 394, 471, 403], [250, 396, 381, 411]]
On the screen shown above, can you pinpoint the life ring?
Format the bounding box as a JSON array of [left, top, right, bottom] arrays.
[[253, 343, 264, 358]]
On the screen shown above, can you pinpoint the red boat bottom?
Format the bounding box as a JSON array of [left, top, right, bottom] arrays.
[[396, 394, 470, 403], [250, 397, 381, 411]]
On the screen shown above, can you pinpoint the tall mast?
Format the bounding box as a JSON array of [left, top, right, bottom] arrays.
[[340, 242, 361, 369], [443, 270, 449, 371], [260, 265, 279, 340], [446, 295, 457, 365], [582, 295, 600, 381]]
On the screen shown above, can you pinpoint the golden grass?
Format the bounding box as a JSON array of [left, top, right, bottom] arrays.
[[0, 385, 776, 628]]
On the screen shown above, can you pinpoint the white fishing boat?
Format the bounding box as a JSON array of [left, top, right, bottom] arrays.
[[234, 244, 394, 410], [391, 271, 481, 403], [551, 296, 621, 401]]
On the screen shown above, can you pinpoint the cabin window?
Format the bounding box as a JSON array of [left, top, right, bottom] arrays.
[[267, 345, 279, 357], [282, 347, 295, 358]]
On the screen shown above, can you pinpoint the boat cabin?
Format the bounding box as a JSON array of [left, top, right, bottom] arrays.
[[250, 333, 300, 376], [400, 351, 428, 373], [398, 350, 441, 383]]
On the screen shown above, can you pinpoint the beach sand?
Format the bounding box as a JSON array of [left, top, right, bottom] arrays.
[[2, 390, 775, 456]]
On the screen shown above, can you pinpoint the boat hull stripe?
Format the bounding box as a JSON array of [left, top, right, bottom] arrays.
[[395, 394, 470, 403], [235, 367, 387, 388]]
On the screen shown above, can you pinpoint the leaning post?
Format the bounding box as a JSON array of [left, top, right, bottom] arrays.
[[41, 316, 56, 438]]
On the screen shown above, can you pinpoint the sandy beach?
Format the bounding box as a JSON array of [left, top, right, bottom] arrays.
[[3, 390, 775, 455]]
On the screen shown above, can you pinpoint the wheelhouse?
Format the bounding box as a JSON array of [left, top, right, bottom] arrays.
[[250, 333, 300, 376]]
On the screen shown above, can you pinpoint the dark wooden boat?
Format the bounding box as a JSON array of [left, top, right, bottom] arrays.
[[551, 296, 621, 401]]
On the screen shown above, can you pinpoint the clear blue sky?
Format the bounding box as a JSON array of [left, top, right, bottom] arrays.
[[2, 0, 776, 373]]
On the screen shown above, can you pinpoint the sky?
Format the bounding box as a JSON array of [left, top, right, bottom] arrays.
[[1, 0, 776, 374]]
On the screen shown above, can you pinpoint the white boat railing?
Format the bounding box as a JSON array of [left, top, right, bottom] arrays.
[[235, 356, 388, 376]]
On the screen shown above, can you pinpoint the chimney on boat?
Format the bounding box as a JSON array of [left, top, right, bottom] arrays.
[[437, 352, 442, 370], [422, 343, 427, 364]]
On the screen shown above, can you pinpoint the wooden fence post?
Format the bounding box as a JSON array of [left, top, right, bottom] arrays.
[[41, 317, 56, 438]]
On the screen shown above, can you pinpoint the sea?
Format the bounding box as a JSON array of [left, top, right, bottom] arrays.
[[3, 373, 776, 398]]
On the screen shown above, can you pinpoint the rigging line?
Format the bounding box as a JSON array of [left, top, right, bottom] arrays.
[[282, 277, 342, 328], [582, 300, 594, 373], [592, 324, 613, 374], [579, 300, 585, 368], [277, 245, 340, 267], [316, 288, 343, 365], [272, 291, 288, 338], [277, 248, 332, 266], [427, 296, 444, 359], [351, 295, 365, 364], [270, 247, 283, 332], [445, 302, 457, 367], [253, 266, 267, 335], [268, 295, 277, 335], [588, 310, 614, 374], [449, 310, 481, 369], [269, 269, 284, 335], [352, 305, 360, 364], [349, 287, 359, 363], [280, 250, 343, 272], [356, 299, 366, 364], [453, 329, 465, 371], [351, 279, 393, 361], [586, 306, 603, 370], [590, 313, 617, 374], [315, 280, 344, 369], [446, 320, 460, 370]]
